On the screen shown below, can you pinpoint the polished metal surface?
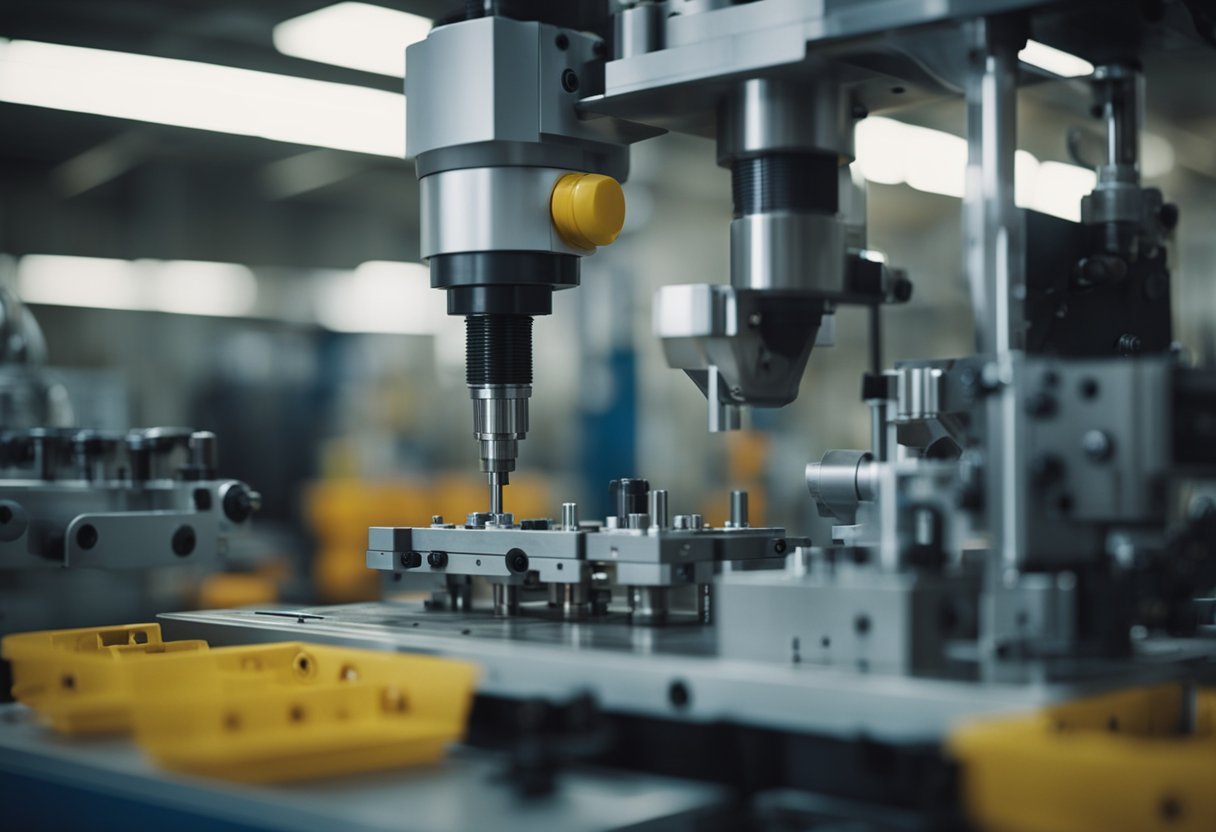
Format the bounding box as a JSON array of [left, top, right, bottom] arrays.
[[407, 16, 633, 178], [716, 77, 852, 163], [469, 385, 530, 476], [420, 167, 589, 259], [805, 449, 876, 525], [729, 212, 845, 292]]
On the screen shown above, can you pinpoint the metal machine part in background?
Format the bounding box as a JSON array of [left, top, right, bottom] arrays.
[[654, 75, 912, 432], [0, 426, 260, 576], [0, 288, 72, 429]]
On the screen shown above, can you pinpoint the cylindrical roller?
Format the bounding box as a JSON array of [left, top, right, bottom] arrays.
[[805, 449, 877, 523], [724, 491, 744, 530], [188, 431, 218, 479], [649, 489, 669, 529], [561, 501, 579, 531], [610, 478, 650, 523], [492, 584, 520, 617]]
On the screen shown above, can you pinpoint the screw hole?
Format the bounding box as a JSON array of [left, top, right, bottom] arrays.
[[61, 673, 76, 690], [1159, 795, 1183, 822], [381, 688, 409, 713], [340, 664, 359, 682], [224, 712, 241, 731], [668, 680, 691, 709], [289, 705, 305, 723], [293, 652, 314, 677], [1079, 378, 1100, 400], [561, 68, 579, 92], [76, 524, 99, 551], [555, 33, 569, 50]]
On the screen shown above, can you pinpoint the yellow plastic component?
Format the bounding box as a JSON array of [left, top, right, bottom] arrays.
[[2, 623, 209, 734], [949, 684, 1216, 832], [125, 642, 478, 782], [550, 172, 626, 250]]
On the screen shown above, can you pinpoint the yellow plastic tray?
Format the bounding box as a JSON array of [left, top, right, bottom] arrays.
[[950, 684, 1216, 832], [124, 642, 478, 782], [3, 623, 209, 734]]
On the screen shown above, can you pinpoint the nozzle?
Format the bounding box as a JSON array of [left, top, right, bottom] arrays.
[[467, 314, 533, 512]]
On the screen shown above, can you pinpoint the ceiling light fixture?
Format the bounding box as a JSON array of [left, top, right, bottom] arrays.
[[0, 39, 405, 157], [1018, 39, 1094, 78], [273, 2, 431, 78]]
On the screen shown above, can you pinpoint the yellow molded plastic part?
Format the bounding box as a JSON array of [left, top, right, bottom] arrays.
[[550, 172, 626, 250], [2, 623, 210, 734], [949, 684, 1216, 832], [125, 642, 478, 782]]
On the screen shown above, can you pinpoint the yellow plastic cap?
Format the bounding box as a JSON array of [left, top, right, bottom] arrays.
[[550, 172, 626, 250]]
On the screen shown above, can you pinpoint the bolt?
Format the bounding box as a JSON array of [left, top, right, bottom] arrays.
[[1082, 429, 1114, 462], [427, 551, 448, 568], [506, 548, 529, 574], [1116, 333, 1142, 355], [400, 551, 422, 569], [561, 68, 579, 92]]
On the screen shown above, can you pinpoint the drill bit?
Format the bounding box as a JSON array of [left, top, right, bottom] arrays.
[[488, 471, 505, 515]]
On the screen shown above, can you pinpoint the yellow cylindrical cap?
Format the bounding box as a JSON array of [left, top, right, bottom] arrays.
[[550, 172, 626, 250]]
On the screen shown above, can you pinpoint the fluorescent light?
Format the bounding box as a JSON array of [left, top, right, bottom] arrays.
[[0, 39, 404, 157], [147, 260, 258, 317], [855, 117, 906, 185], [1018, 39, 1094, 78], [855, 117, 1097, 221], [17, 254, 258, 317], [314, 261, 446, 334], [273, 2, 430, 78], [19, 255, 145, 311], [1029, 161, 1097, 222], [902, 124, 967, 198]]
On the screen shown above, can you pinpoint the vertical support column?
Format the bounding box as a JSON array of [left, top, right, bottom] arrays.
[[964, 17, 1025, 358], [964, 17, 1028, 571]]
